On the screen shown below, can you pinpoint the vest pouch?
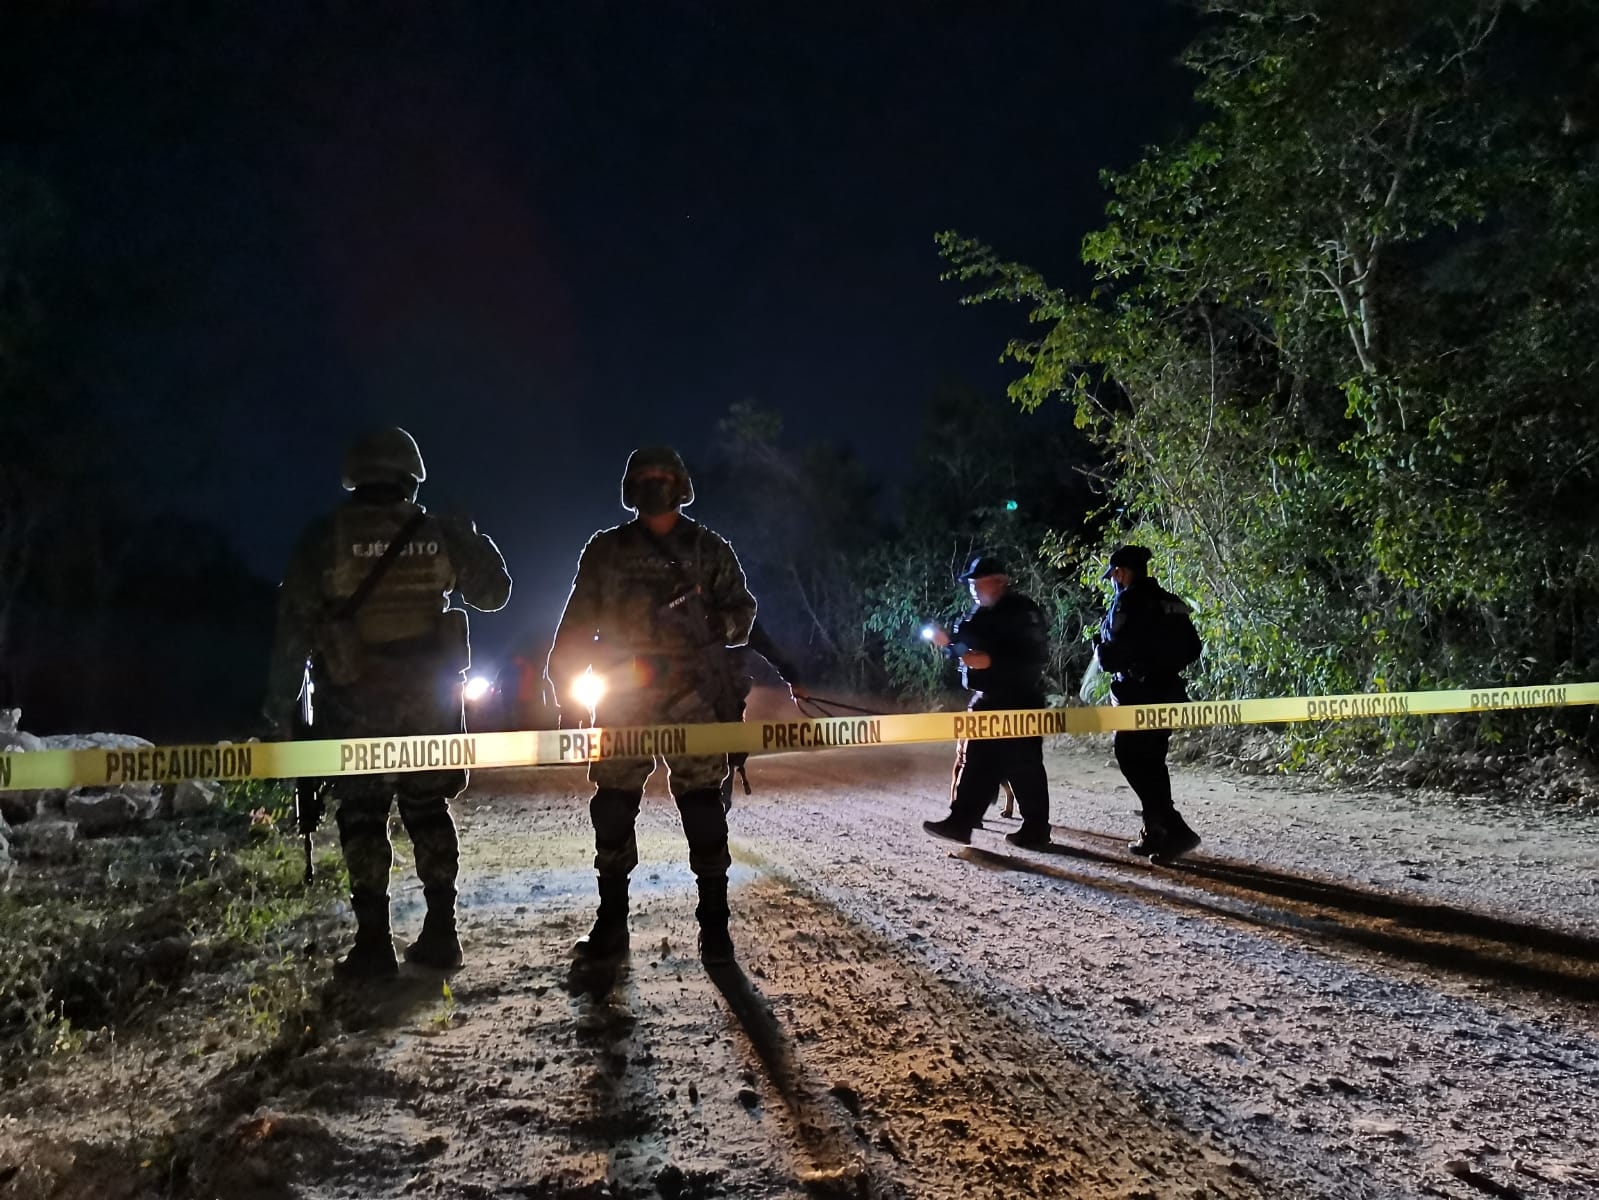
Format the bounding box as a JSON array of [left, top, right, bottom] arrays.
[[314, 616, 368, 687], [437, 608, 471, 675]]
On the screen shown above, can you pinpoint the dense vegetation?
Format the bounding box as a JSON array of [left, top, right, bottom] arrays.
[[932, 0, 1599, 753]]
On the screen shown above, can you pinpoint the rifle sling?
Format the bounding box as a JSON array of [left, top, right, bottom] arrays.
[[300, 508, 429, 731], [334, 508, 429, 621]]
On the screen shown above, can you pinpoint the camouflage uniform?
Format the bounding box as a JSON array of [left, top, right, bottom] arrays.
[[548, 446, 755, 964], [267, 428, 511, 978]]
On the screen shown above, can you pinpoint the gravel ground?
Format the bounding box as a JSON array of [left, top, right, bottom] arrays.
[[2, 729, 1595, 1200]]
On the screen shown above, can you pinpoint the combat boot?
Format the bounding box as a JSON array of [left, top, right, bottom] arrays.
[[573, 875, 630, 960], [1005, 823, 1053, 849], [335, 891, 399, 982], [1127, 826, 1164, 857], [695, 874, 735, 967], [1154, 816, 1201, 861], [1129, 818, 1201, 860], [405, 886, 464, 969], [922, 817, 973, 845]]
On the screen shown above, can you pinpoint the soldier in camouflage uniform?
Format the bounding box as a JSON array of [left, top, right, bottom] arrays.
[[546, 446, 756, 967], [267, 427, 512, 981]]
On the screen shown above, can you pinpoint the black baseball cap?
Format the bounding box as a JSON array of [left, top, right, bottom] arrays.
[[1101, 544, 1153, 579], [958, 554, 1008, 581]]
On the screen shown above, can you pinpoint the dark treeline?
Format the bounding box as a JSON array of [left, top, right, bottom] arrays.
[[695, 392, 1103, 709], [0, 167, 273, 740]]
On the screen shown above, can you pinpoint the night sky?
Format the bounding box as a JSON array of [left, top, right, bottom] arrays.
[[3, 2, 1197, 673]]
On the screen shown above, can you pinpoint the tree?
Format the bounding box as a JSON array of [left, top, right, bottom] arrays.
[[700, 400, 886, 690], [941, 0, 1599, 750]]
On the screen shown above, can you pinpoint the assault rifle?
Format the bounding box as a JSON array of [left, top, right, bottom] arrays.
[[658, 585, 745, 724], [292, 672, 326, 886]]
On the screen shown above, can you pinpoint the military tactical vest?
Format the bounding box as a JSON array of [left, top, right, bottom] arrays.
[[328, 502, 455, 644], [596, 522, 720, 657]]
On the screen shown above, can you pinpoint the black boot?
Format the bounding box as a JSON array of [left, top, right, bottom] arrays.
[[1129, 816, 1201, 859], [336, 891, 398, 981], [695, 874, 735, 967], [1156, 814, 1202, 860], [1005, 822, 1053, 849], [405, 886, 463, 969], [574, 875, 630, 959], [922, 817, 973, 845]]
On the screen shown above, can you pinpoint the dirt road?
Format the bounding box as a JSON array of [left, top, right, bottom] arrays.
[[167, 737, 1598, 1200], [5, 736, 1597, 1199]]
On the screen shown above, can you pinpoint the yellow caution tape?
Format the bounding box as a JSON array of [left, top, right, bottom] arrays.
[[1, 682, 1595, 792]]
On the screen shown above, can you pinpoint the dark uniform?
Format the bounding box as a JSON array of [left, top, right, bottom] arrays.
[[266, 427, 512, 979], [547, 446, 756, 966], [924, 556, 1053, 846], [1096, 544, 1202, 858]]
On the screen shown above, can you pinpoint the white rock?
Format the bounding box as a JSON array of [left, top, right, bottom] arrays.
[[171, 779, 222, 818], [38, 731, 154, 751]]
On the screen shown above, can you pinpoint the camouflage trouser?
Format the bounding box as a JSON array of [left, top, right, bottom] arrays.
[[317, 673, 466, 900], [588, 687, 730, 881]]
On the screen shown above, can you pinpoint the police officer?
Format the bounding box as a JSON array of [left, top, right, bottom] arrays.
[[921, 555, 1054, 848], [1094, 544, 1203, 859], [266, 427, 512, 980], [546, 446, 756, 967]]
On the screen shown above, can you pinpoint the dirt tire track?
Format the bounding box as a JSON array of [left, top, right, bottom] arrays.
[[723, 875, 1281, 1200], [966, 828, 1599, 1002]]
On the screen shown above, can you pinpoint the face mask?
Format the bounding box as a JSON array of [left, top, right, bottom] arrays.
[[632, 479, 679, 516]]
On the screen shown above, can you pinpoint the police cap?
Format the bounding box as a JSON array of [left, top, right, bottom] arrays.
[[1101, 544, 1153, 579], [958, 554, 1008, 581]]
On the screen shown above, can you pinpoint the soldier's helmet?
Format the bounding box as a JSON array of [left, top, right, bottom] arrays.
[[620, 445, 694, 510], [342, 426, 427, 491]]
